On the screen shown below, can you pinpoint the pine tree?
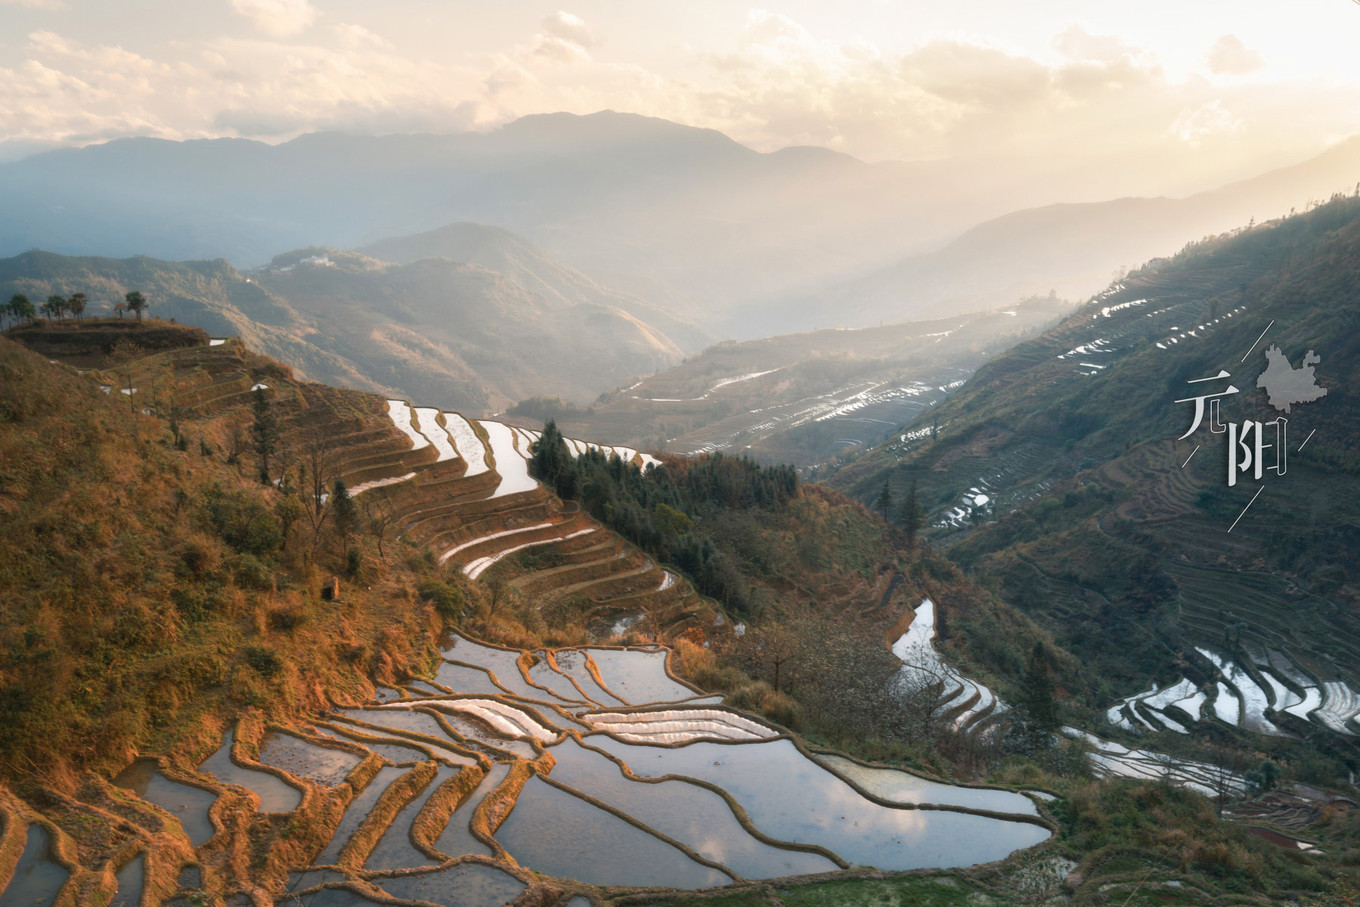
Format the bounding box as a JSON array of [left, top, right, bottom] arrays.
[[528, 419, 577, 498], [1019, 641, 1059, 733], [332, 478, 357, 561], [875, 479, 893, 520], [898, 478, 925, 545], [251, 387, 279, 484]]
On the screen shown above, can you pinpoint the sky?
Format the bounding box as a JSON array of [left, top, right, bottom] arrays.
[[2, 0, 1360, 193]]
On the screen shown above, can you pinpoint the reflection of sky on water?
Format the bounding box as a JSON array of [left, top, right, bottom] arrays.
[[591, 736, 1049, 869], [549, 736, 838, 879]]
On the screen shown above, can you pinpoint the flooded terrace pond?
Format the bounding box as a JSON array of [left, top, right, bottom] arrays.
[[494, 776, 731, 889], [313, 767, 406, 866], [199, 731, 302, 812], [333, 708, 478, 763], [258, 732, 363, 787], [585, 648, 698, 704], [548, 736, 839, 879], [432, 660, 514, 697], [109, 853, 144, 907], [364, 764, 460, 871], [441, 635, 554, 701], [433, 764, 508, 860], [526, 652, 589, 703], [0, 825, 68, 907], [373, 862, 525, 906], [551, 649, 626, 706], [309, 725, 435, 765], [113, 759, 218, 847], [590, 736, 1050, 870], [814, 753, 1039, 817]]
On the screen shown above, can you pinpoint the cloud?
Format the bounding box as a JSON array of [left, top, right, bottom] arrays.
[[334, 23, 392, 51], [532, 35, 591, 64], [741, 9, 814, 55], [0, 10, 1355, 203], [1053, 25, 1141, 62], [1207, 35, 1264, 75], [0, 28, 485, 148], [531, 11, 595, 64], [230, 0, 317, 38], [540, 11, 595, 49], [901, 41, 1051, 109]]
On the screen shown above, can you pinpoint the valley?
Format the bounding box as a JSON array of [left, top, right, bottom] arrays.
[[3, 112, 1360, 907], [5, 317, 1347, 905], [536, 296, 1070, 469]]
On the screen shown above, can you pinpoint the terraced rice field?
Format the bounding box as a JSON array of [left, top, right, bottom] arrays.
[[338, 398, 711, 639], [891, 599, 1008, 736], [925, 280, 1261, 530], [666, 369, 971, 462], [1063, 729, 1248, 797], [5, 633, 1054, 905], [1102, 645, 1360, 739], [891, 600, 1246, 797], [294, 632, 1048, 897]]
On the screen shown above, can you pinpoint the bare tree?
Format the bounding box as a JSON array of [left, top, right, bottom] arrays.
[[735, 622, 802, 693], [360, 491, 400, 558], [1209, 744, 1248, 814], [292, 422, 341, 552]]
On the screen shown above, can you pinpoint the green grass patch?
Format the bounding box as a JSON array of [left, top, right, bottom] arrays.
[[777, 875, 998, 907]]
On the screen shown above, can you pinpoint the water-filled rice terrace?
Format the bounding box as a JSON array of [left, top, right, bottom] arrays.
[[294, 632, 1050, 900], [888, 600, 1246, 796], [0, 633, 1055, 906], [1104, 644, 1360, 741], [354, 398, 695, 639]]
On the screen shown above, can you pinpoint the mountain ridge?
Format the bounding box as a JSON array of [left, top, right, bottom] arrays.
[[9, 111, 1357, 339], [766, 137, 1360, 333], [0, 224, 692, 414]]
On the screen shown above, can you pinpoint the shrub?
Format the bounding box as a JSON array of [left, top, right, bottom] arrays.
[[177, 536, 221, 576], [231, 554, 275, 591], [241, 644, 283, 678], [418, 579, 465, 622], [345, 549, 363, 580], [267, 605, 306, 632], [203, 487, 282, 555]]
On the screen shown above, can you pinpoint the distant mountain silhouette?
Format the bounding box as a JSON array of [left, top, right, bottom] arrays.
[[3, 112, 1358, 339]]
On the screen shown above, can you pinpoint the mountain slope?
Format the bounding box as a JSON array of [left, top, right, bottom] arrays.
[[355, 221, 711, 351], [2, 320, 1356, 906], [826, 197, 1360, 707], [0, 243, 686, 413]]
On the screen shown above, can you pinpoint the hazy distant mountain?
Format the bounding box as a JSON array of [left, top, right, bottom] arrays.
[[3, 111, 1358, 340], [778, 136, 1360, 331], [0, 243, 686, 412], [355, 222, 711, 352]]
